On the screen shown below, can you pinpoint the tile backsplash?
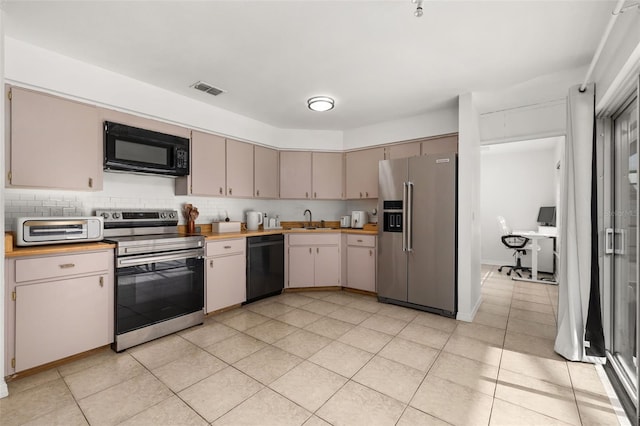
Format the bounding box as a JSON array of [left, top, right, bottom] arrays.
[[4, 172, 378, 231]]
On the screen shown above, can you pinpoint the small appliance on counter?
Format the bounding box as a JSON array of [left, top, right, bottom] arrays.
[[351, 211, 367, 229], [340, 216, 351, 228], [263, 214, 282, 230], [246, 211, 263, 231], [212, 221, 241, 233], [369, 208, 378, 224], [16, 216, 104, 246]]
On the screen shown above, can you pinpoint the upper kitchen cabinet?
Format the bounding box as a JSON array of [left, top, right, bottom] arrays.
[[254, 145, 279, 198], [345, 147, 384, 199], [6, 86, 102, 191], [385, 141, 421, 160], [312, 152, 344, 199], [175, 131, 226, 196], [280, 151, 312, 199], [226, 139, 254, 197], [421, 134, 458, 155]]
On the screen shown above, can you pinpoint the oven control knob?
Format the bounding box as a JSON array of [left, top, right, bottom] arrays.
[[112, 212, 121, 219], [169, 212, 177, 218], [101, 212, 110, 219], [160, 212, 168, 219]]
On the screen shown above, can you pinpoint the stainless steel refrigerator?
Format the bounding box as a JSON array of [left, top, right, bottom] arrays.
[[377, 153, 457, 317]]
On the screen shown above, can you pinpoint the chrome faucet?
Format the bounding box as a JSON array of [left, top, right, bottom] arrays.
[[303, 209, 312, 227]]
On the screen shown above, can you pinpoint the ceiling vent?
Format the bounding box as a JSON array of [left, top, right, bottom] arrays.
[[191, 81, 225, 96]]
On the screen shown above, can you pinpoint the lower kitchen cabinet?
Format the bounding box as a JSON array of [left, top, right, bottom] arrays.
[[346, 235, 377, 292], [287, 233, 341, 287], [205, 238, 246, 313], [5, 249, 114, 374], [288, 246, 316, 288]]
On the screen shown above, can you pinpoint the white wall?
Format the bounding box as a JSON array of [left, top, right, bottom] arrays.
[[480, 139, 559, 271], [457, 93, 482, 322], [342, 106, 458, 150], [479, 99, 566, 144], [4, 173, 350, 231], [592, 7, 640, 114], [5, 38, 344, 151]]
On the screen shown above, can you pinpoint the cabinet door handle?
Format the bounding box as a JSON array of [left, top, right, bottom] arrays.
[[224, 245, 232, 249], [88, 177, 93, 188], [369, 249, 373, 256], [229, 188, 233, 195], [210, 260, 214, 268], [314, 192, 317, 198], [219, 187, 223, 195], [99, 276, 104, 287], [365, 192, 369, 198], [309, 247, 312, 254], [357, 239, 363, 243], [256, 189, 260, 197], [306, 192, 309, 198], [359, 192, 363, 198], [59, 263, 75, 269], [316, 247, 319, 254]]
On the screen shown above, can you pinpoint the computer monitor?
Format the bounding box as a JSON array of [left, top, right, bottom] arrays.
[[537, 206, 556, 226]]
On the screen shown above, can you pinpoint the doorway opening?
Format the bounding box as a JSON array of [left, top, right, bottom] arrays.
[[480, 136, 563, 283]]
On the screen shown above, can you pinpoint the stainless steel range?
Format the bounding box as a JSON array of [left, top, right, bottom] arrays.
[[96, 209, 205, 352]]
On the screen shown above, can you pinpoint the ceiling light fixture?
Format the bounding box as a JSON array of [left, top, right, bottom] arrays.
[[307, 96, 334, 112], [412, 0, 424, 17]]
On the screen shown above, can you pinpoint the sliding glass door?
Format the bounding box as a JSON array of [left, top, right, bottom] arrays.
[[609, 88, 639, 413]]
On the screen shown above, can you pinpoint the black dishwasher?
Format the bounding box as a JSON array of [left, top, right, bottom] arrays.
[[246, 234, 285, 303]]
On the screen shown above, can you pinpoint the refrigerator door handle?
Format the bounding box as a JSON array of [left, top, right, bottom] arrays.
[[402, 182, 408, 252], [407, 181, 414, 252]]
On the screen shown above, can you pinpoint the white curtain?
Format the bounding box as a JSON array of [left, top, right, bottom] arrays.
[[555, 83, 605, 363]]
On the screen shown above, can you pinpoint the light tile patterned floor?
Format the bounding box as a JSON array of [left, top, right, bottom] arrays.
[[0, 266, 624, 425]]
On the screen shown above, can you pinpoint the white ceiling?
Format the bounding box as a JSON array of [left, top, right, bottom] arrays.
[[2, 1, 616, 131]]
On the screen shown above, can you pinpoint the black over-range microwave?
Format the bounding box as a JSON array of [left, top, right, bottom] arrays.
[[104, 121, 190, 177]]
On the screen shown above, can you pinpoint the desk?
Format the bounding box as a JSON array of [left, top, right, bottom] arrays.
[[512, 230, 557, 284]]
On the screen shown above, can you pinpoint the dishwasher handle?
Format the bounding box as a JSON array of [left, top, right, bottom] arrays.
[[248, 240, 284, 249]]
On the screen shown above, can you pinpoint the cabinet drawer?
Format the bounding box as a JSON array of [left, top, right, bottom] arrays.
[[206, 238, 246, 257], [15, 251, 111, 283], [347, 234, 376, 247], [288, 233, 340, 246]]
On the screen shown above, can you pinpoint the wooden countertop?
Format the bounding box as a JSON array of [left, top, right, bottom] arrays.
[[4, 225, 378, 256], [5, 242, 117, 258], [182, 221, 378, 240], [194, 227, 378, 240]]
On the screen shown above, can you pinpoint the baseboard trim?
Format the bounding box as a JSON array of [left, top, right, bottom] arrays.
[[0, 379, 7, 399], [456, 295, 483, 322]]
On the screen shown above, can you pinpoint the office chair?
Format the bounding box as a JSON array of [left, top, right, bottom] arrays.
[[496, 216, 530, 277]]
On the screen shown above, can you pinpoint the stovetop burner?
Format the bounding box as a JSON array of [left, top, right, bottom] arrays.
[[95, 209, 203, 254]]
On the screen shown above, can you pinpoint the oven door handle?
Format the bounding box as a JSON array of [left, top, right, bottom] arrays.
[[116, 249, 204, 268]]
